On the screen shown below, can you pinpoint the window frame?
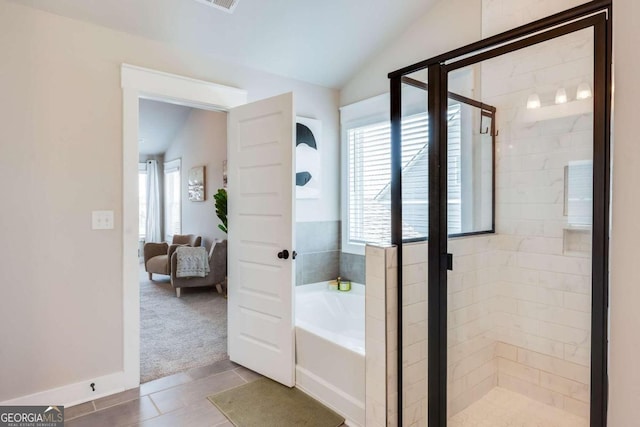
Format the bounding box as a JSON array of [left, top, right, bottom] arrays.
[[341, 94, 391, 255], [341, 94, 495, 255]]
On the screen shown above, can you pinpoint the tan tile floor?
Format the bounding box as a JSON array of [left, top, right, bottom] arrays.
[[449, 387, 588, 427], [69, 370, 589, 427], [65, 358, 347, 427], [65, 359, 250, 427]]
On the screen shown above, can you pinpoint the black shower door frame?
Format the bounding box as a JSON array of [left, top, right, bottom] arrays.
[[388, 1, 612, 426]]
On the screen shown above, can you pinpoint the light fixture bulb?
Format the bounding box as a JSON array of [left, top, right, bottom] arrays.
[[526, 93, 541, 109], [576, 82, 592, 100], [555, 88, 568, 105]]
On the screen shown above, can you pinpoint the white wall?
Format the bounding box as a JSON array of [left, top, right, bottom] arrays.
[[610, 0, 640, 424], [340, 0, 482, 107], [164, 109, 227, 250], [481, 0, 589, 37], [0, 0, 338, 402]]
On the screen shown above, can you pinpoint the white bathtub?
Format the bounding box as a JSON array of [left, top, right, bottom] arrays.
[[295, 282, 365, 427]]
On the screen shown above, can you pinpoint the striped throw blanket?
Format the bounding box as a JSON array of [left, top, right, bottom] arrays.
[[176, 246, 210, 278]]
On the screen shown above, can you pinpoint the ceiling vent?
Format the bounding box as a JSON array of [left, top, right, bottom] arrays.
[[194, 0, 239, 13]]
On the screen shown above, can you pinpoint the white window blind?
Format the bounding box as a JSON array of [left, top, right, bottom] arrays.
[[164, 159, 181, 241], [447, 105, 463, 235], [346, 104, 462, 247]]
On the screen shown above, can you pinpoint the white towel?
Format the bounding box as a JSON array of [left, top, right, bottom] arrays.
[[176, 246, 210, 278]]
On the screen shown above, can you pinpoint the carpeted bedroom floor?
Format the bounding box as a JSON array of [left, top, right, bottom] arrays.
[[139, 265, 228, 383]]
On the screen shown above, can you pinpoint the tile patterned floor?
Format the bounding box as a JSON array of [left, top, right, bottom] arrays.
[[68, 367, 584, 427], [449, 387, 588, 427], [65, 358, 261, 427]]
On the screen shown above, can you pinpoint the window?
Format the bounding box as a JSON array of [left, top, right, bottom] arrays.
[[565, 160, 593, 227], [164, 159, 181, 241], [138, 163, 147, 239], [343, 98, 463, 254]]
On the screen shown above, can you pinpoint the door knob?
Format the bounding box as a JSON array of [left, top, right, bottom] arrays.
[[277, 250, 290, 260]]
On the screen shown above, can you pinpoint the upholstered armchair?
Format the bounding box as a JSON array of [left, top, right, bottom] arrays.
[[143, 234, 202, 280], [170, 240, 227, 297]]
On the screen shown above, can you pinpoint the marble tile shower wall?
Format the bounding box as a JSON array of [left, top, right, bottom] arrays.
[[478, 12, 594, 419], [295, 221, 365, 286], [398, 243, 429, 426], [377, 242, 427, 427], [364, 245, 393, 427], [362, 243, 430, 427], [447, 236, 498, 416]]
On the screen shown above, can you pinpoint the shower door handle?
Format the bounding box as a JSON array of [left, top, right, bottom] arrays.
[[446, 253, 453, 271], [277, 250, 290, 260]]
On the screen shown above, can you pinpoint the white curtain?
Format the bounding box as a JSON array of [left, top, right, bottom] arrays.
[[145, 160, 162, 242]]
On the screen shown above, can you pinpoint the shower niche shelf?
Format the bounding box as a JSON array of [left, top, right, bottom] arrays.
[[523, 98, 592, 123], [563, 226, 592, 257]]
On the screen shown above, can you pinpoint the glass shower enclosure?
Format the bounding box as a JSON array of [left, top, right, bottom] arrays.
[[388, 2, 611, 426]]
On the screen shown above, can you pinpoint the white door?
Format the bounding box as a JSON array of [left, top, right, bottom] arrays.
[[227, 92, 296, 387]]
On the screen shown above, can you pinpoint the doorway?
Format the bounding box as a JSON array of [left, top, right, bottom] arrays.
[[122, 65, 298, 394], [121, 64, 247, 389], [137, 98, 229, 383], [389, 2, 611, 426]]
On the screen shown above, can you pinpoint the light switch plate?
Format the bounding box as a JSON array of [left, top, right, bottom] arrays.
[[92, 210, 114, 230]]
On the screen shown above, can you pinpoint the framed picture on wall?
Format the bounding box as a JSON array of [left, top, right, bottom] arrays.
[[296, 117, 321, 199], [222, 160, 228, 189], [188, 165, 205, 202]]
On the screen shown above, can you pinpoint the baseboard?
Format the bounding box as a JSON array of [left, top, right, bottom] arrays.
[[0, 371, 127, 408], [295, 366, 364, 427]]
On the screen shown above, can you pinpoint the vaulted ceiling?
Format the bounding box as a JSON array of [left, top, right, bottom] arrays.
[[138, 99, 192, 156], [12, 0, 438, 88]]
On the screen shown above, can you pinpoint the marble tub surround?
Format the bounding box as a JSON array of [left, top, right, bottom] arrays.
[[296, 221, 341, 286], [297, 250, 341, 286], [340, 252, 366, 284], [295, 221, 366, 285], [296, 221, 341, 254]]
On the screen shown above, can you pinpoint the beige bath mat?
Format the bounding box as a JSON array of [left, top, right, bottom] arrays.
[[208, 377, 344, 427]]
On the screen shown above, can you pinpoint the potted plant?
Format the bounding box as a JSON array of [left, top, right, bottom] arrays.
[[214, 188, 227, 233], [214, 188, 228, 296]]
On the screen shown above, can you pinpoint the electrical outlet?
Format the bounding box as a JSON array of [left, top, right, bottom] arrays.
[[92, 211, 114, 230]]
